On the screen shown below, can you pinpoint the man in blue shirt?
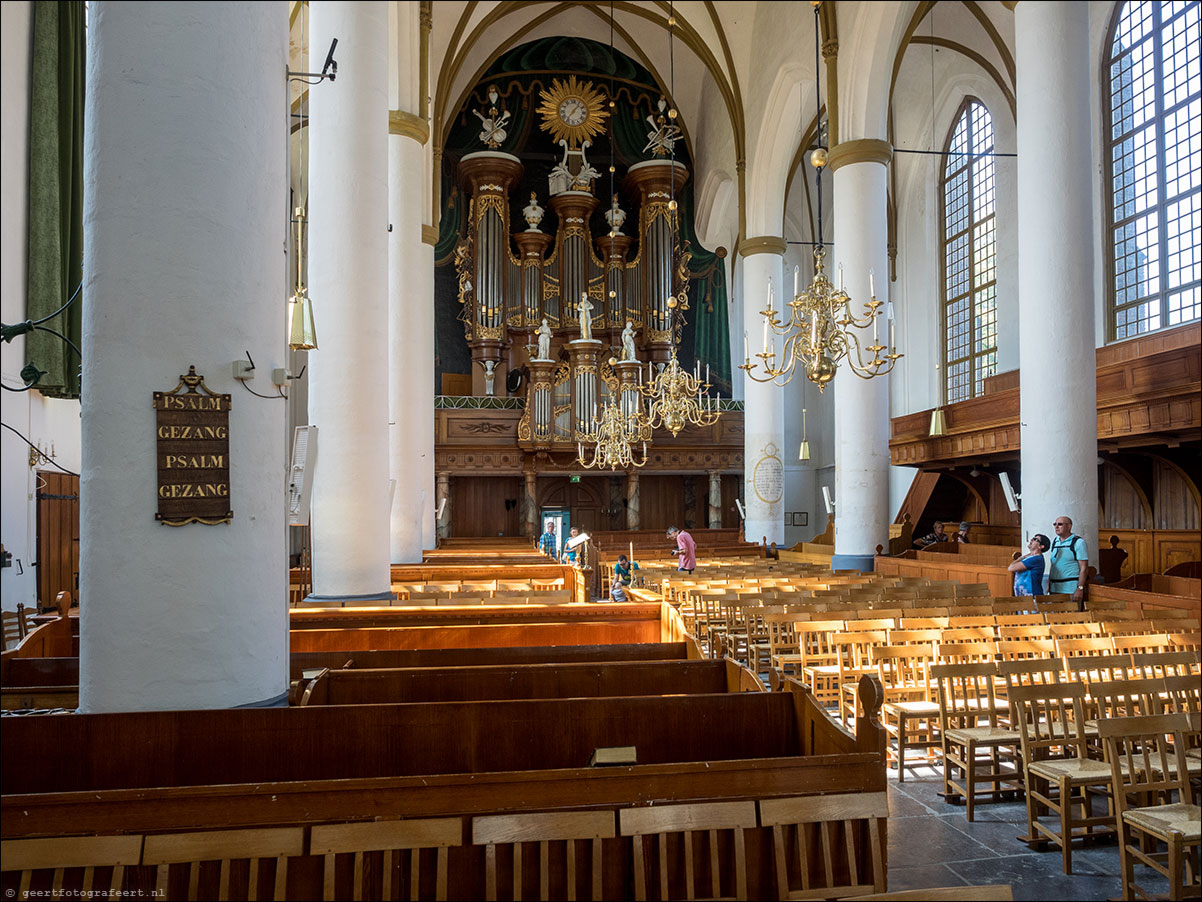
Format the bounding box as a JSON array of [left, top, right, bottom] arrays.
[[1048, 515, 1089, 604], [538, 521, 558, 558]]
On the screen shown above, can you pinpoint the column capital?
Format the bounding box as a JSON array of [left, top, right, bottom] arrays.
[[827, 139, 892, 172], [821, 38, 839, 59], [421, 224, 439, 246], [389, 110, 430, 145], [739, 235, 787, 258], [1001, 1, 1018, 9]]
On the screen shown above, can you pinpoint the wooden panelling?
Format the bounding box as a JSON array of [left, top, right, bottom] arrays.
[[891, 324, 1201, 466], [637, 475, 689, 531], [1102, 462, 1150, 529], [1152, 458, 1200, 530], [35, 472, 79, 611], [449, 476, 523, 537]]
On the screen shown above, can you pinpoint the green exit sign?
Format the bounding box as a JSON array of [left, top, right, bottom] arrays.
[[569, 475, 581, 484]]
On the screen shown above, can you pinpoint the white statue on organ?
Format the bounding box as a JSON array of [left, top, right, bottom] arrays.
[[536, 318, 552, 360], [621, 321, 637, 361], [578, 293, 594, 342]]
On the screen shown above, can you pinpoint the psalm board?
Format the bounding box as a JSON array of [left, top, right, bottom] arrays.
[[153, 366, 232, 526]]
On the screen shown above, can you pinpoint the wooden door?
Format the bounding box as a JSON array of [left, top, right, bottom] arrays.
[[36, 471, 80, 609]]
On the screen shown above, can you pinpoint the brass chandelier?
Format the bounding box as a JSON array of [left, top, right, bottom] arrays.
[[741, 1, 900, 391], [578, 397, 649, 470], [639, 353, 720, 437]]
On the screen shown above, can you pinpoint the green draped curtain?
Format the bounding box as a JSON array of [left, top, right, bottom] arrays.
[[26, 0, 85, 399], [676, 182, 732, 393]]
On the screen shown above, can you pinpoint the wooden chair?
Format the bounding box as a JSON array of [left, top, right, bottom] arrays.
[[1158, 675, 1202, 716], [1042, 611, 1093, 624], [997, 624, 1052, 641], [1111, 633, 1173, 655], [996, 639, 1057, 662], [871, 645, 940, 781], [1, 610, 23, 650], [142, 827, 305, 901], [1099, 713, 1201, 902], [778, 620, 843, 685], [832, 631, 889, 725], [757, 792, 888, 900], [1008, 683, 1116, 873], [898, 614, 949, 626], [619, 800, 757, 901], [1054, 636, 1114, 660], [312, 817, 461, 902], [994, 614, 1046, 628], [944, 616, 995, 629], [472, 810, 615, 902], [1049, 622, 1102, 640], [1, 834, 143, 902], [1065, 653, 1133, 685], [932, 662, 1020, 821], [935, 641, 998, 666]]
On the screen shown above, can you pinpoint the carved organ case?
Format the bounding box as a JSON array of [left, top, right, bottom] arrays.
[[454, 76, 691, 452]]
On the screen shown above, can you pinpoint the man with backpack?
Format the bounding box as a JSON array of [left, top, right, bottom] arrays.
[[1048, 515, 1089, 606]]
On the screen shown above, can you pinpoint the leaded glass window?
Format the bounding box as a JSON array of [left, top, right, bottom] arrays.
[[1105, 0, 1201, 339], [941, 99, 997, 403]]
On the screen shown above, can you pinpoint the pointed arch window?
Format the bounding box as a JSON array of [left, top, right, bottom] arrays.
[[1104, 1, 1200, 340], [940, 99, 997, 404]]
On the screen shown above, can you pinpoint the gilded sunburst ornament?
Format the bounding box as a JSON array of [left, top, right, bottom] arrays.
[[536, 75, 609, 149]]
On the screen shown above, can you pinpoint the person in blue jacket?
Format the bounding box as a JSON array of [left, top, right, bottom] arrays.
[[1008, 533, 1050, 597]]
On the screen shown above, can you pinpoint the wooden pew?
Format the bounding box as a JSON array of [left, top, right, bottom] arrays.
[[295, 658, 763, 706], [289, 641, 691, 680]]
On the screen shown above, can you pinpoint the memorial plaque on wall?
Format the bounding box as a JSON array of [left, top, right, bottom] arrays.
[[153, 366, 232, 525]]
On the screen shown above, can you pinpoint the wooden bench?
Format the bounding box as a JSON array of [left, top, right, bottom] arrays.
[[294, 658, 763, 706], [1, 678, 889, 901]]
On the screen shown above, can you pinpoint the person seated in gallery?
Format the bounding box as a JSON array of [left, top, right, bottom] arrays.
[[954, 521, 971, 544], [913, 520, 948, 549]]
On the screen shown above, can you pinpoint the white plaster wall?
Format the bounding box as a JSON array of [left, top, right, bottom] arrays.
[[79, 1, 290, 711], [1, 1, 84, 612], [890, 48, 1020, 418]]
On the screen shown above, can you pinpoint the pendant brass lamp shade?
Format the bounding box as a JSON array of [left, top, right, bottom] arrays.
[[288, 207, 318, 351]]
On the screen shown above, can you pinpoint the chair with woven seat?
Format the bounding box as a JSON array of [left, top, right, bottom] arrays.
[[619, 800, 756, 901], [471, 810, 615, 902], [1099, 712, 1201, 902], [932, 662, 1021, 821], [1009, 682, 1117, 874], [313, 817, 462, 901], [757, 791, 888, 900], [832, 630, 889, 725], [777, 619, 843, 686], [871, 644, 940, 781]]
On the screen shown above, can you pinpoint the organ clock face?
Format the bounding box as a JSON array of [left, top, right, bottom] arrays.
[[558, 97, 589, 127], [536, 75, 609, 149]]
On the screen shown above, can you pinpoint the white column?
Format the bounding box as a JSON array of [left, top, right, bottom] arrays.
[[307, 1, 392, 602], [388, 130, 430, 562], [79, 1, 289, 711], [419, 239, 436, 549], [829, 141, 892, 571], [1016, 1, 1097, 557], [707, 470, 722, 529], [740, 242, 786, 546]]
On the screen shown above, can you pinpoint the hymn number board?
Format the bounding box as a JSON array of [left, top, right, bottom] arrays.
[[153, 366, 232, 526]]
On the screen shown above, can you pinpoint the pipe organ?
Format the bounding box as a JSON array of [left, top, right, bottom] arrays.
[[454, 79, 691, 451]]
